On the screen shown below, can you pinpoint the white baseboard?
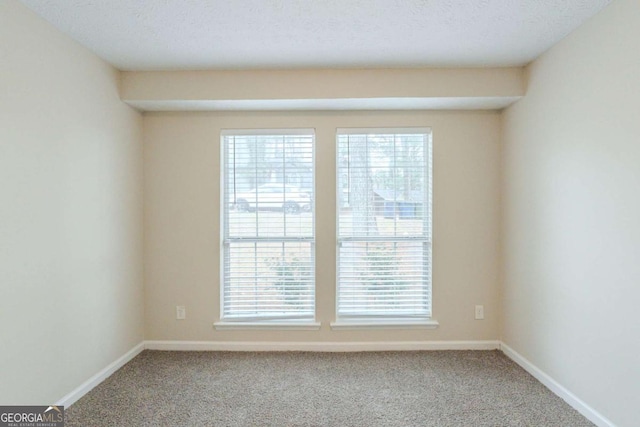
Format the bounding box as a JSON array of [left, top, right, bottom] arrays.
[[500, 342, 615, 427], [56, 342, 144, 408], [144, 340, 500, 352]]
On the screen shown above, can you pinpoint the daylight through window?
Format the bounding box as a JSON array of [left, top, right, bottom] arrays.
[[337, 129, 432, 319], [222, 130, 315, 321]]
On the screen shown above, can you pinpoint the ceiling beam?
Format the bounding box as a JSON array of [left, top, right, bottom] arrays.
[[121, 68, 525, 111]]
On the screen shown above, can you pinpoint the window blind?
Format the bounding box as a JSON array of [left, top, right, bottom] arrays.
[[337, 129, 432, 319], [222, 130, 315, 321]]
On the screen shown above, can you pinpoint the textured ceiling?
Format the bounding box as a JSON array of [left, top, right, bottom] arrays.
[[20, 0, 611, 71]]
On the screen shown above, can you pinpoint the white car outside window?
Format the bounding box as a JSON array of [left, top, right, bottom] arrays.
[[234, 183, 311, 214]]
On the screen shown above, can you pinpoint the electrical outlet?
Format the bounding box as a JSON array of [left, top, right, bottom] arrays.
[[475, 305, 484, 320], [176, 305, 186, 320]]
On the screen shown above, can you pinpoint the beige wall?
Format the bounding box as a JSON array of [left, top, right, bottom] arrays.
[[501, 0, 640, 426], [0, 2, 143, 404], [144, 110, 501, 342]]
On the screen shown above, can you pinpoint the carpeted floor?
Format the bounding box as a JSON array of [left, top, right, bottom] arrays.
[[66, 350, 593, 426]]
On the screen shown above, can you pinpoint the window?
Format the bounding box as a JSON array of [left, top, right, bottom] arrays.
[[221, 130, 315, 322], [336, 129, 432, 321]]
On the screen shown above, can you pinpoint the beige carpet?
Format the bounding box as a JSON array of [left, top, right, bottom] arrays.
[[66, 350, 593, 426]]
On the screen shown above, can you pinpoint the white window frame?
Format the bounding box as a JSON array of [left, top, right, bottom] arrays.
[[332, 128, 437, 329], [216, 129, 319, 329]]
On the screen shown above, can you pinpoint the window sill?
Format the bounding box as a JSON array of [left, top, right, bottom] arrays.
[[214, 321, 321, 331], [330, 319, 439, 330]]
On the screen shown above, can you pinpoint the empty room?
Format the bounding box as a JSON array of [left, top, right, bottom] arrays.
[[1, 0, 638, 426]]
